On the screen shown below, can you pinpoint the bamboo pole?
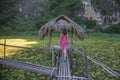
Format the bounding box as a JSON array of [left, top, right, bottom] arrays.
[[4, 38, 6, 58]]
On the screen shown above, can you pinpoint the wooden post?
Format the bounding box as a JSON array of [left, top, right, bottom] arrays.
[[71, 32, 73, 47], [0, 64, 3, 69], [4, 38, 6, 58], [49, 30, 52, 47], [47, 76, 51, 80], [0, 64, 3, 79], [45, 31, 50, 59], [52, 49, 55, 66], [84, 47, 89, 78]]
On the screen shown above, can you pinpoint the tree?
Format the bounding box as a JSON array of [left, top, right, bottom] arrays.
[[84, 20, 97, 29], [39, 0, 83, 25], [91, 0, 120, 15], [116, 0, 120, 5], [0, 0, 20, 26], [0, 0, 22, 35]]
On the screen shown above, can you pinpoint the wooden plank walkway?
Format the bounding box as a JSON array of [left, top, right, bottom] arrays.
[[56, 52, 88, 80], [57, 53, 71, 80], [0, 58, 56, 76]]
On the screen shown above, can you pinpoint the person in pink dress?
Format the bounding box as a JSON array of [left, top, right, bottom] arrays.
[[60, 28, 69, 60]]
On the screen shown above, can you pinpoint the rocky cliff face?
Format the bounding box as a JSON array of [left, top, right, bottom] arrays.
[[83, 0, 120, 25], [17, 0, 47, 17], [17, 0, 120, 25]]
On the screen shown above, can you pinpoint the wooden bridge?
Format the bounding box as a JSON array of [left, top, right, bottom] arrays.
[[0, 55, 88, 80], [0, 44, 120, 80], [0, 58, 57, 77], [0, 54, 87, 80], [57, 54, 71, 80], [0, 45, 88, 80]]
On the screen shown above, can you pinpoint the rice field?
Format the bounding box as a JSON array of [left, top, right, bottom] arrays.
[[0, 33, 120, 80]]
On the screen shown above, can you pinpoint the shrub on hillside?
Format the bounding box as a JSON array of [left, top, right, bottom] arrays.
[[0, 26, 14, 36], [84, 20, 103, 33], [106, 23, 120, 34], [84, 20, 97, 29]]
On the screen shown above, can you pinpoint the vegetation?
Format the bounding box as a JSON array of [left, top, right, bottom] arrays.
[[0, 0, 84, 35], [73, 33, 120, 80], [0, 33, 120, 80], [0, 33, 51, 80], [0, 0, 120, 35], [39, 0, 83, 27], [83, 20, 103, 33], [84, 20, 96, 29], [106, 23, 120, 34], [0, 0, 18, 26], [0, 49, 52, 80], [0, 0, 21, 35], [115, 0, 120, 5], [0, 0, 120, 79], [91, 0, 120, 15]]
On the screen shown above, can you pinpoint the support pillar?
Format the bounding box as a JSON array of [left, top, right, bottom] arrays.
[[0, 64, 3, 79]]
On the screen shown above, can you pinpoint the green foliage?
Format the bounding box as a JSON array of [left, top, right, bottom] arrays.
[[0, 49, 52, 80], [84, 20, 97, 29], [0, 33, 120, 80], [0, 0, 119, 35], [83, 20, 103, 33], [14, 16, 37, 32], [106, 23, 120, 34], [116, 0, 120, 5], [0, 0, 42, 35], [35, 10, 54, 29], [0, 0, 20, 25], [96, 24, 103, 32], [45, 0, 82, 16], [73, 16, 83, 25], [73, 33, 120, 80], [91, 0, 120, 15], [0, 0, 22, 35], [39, 0, 83, 25], [0, 26, 14, 36]]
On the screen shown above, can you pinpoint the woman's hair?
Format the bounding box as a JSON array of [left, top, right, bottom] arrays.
[[62, 28, 67, 35]]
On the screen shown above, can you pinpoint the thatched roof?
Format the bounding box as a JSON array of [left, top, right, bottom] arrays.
[[39, 15, 85, 40]]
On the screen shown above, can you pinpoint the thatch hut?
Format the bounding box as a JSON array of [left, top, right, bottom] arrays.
[[39, 15, 84, 47], [39, 15, 85, 47]]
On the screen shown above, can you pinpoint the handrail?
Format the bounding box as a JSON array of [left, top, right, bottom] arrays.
[[73, 47, 120, 78], [0, 43, 51, 50], [0, 43, 52, 58], [0, 58, 57, 76], [0, 43, 31, 49]]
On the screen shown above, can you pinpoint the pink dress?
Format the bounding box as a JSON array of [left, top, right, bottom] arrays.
[[60, 34, 68, 49]]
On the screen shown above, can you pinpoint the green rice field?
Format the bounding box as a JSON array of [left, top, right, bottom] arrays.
[[0, 33, 120, 80]]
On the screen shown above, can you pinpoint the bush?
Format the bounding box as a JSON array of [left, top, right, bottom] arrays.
[[95, 24, 103, 32], [0, 26, 14, 36], [106, 23, 120, 34], [14, 25, 35, 32], [83, 20, 103, 33], [84, 20, 97, 29]]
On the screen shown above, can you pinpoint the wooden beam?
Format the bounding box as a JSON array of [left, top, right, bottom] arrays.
[[0, 58, 57, 76]]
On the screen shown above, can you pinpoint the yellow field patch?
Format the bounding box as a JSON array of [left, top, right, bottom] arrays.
[[0, 39, 38, 58]]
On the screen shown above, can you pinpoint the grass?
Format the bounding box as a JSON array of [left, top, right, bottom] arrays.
[[0, 38, 38, 57], [0, 32, 120, 80], [73, 33, 120, 80]]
